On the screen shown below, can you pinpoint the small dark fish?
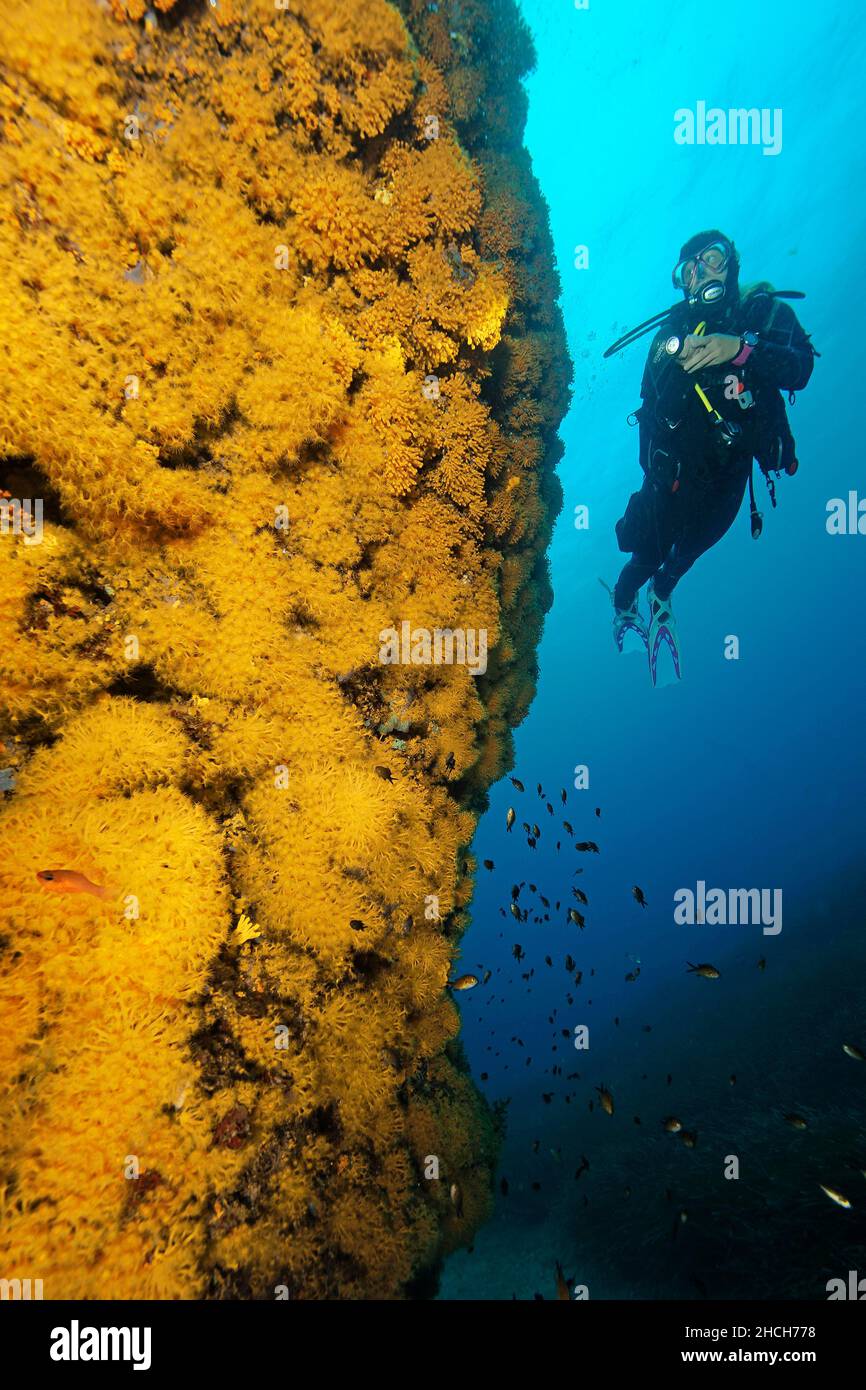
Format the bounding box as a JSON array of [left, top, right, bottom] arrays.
[[729, 1074, 737, 1085], [563, 821, 574, 836], [680, 1130, 698, 1149], [536, 783, 543, 795], [349, 918, 366, 931], [575, 841, 600, 853], [510, 903, 520, 921], [572, 887, 588, 905], [513, 944, 525, 961], [632, 886, 648, 908], [546, 803, 554, 816], [663, 1117, 682, 1134], [482, 970, 492, 984], [374, 765, 393, 782], [506, 808, 515, 832], [687, 962, 720, 979], [594, 807, 601, 818], [843, 1043, 866, 1061], [527, 837, 537, 849], [565, 954, 576, 973], [445, 752, 455, 772], [542, 1093, 553, 1104], [561, 789, 567, 805], [483, 859, 494, 871], [510, 777, 525, 792], [757, 957, 767, 971], [784, 1113, 808, 1130], [511, 884, 521, 900], [532, 824, 541, 839], [567, 908, 585, 928]]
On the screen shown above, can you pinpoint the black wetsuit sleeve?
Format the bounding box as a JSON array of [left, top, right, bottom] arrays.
[[747, 301, 815, 392]]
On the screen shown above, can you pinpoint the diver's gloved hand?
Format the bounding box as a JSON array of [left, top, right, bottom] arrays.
[[678, 333, 741, 374]]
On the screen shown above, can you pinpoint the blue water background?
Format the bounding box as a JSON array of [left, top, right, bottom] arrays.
[[441, 0, 866, 1300]]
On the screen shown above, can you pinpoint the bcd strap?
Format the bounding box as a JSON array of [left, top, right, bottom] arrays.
[[748, 466, 763, 540]]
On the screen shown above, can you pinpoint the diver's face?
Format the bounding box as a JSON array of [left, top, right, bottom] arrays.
[[675, 242, 731, 294]]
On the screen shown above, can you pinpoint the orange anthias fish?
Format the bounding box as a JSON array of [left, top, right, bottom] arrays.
[[36, 870, 109, 900], [596, 1085, 615, 1116]]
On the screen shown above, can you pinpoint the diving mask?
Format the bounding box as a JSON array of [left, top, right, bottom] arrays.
[[672, 241, 732, 291]]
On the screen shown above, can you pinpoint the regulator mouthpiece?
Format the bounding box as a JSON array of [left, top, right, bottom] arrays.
[[690, 280, 727, 307]]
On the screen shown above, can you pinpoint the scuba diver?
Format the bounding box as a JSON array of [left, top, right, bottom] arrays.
[[604, 230, 816, 685]]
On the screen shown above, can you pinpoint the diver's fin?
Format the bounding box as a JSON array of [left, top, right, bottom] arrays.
[[601, 579, 648, 656], [647, 582, 681, 687], [619, 612, 649, 656]]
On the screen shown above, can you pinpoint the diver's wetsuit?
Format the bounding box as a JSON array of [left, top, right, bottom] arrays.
[[613, 291, 815, 609]]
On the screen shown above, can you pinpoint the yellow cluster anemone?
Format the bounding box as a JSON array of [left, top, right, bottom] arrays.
[[0, 0, 570, 1298]]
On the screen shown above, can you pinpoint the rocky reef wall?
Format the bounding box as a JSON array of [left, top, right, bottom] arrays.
[[0, 0, 570, 1297]]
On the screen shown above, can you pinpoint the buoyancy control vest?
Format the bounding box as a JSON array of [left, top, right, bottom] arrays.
[[634, 290, 814, 496]]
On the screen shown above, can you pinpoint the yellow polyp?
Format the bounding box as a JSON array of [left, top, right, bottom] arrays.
[[0, 0, 570, 1299]]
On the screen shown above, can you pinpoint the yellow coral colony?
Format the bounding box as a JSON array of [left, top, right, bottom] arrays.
[[0, 0, 570, 1298]]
